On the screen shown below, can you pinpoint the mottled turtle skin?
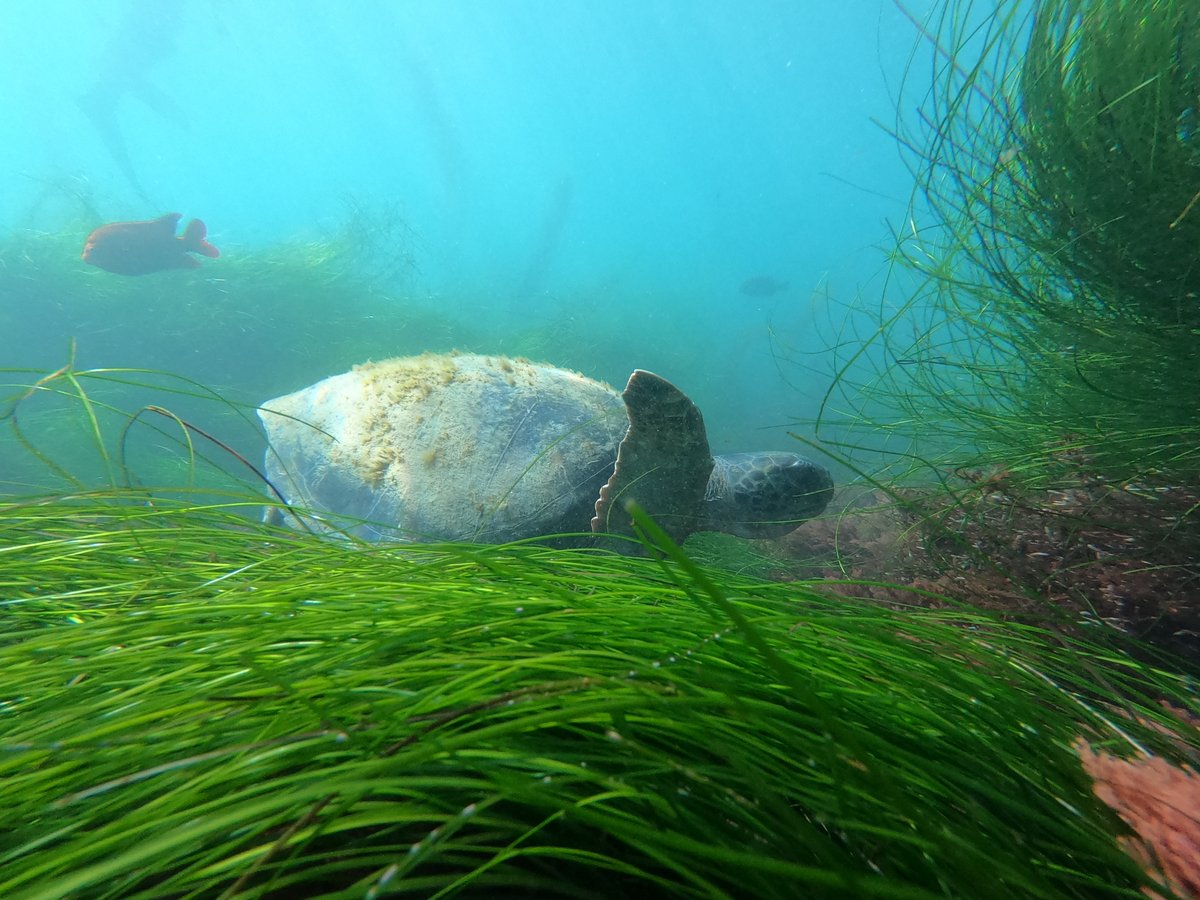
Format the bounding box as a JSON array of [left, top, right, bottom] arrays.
[[258, 353, 833, 544]]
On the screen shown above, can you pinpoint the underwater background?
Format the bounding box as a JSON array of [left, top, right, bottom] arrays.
[[1, 0, 937, 493], [6, 3, 1200, 896]]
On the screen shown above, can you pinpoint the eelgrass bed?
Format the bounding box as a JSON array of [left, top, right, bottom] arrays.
[[818, 0, 1200, 488], [2, 491, 1195, 898]]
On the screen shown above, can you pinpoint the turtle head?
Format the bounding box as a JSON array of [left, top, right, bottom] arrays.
[[701, 451, 833, 539]]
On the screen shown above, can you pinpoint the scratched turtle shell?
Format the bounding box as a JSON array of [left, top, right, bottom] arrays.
[[258, 353, 630, 542]]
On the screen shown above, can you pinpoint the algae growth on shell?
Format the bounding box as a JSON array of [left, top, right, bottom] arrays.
[[260, 353, 632, 542]]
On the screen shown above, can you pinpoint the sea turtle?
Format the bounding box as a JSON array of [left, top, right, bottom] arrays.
[[258, 353, 833, 546]]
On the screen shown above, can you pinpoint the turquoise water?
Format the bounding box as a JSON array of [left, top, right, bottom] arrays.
[[1, 1, 935, 495]]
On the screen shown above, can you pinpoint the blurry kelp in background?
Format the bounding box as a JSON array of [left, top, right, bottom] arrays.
[[821, 0, 1200, 486], [76, 0, 188, 205]]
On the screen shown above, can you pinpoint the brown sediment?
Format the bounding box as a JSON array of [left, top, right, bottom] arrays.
[[778, 467, 1200, 661]]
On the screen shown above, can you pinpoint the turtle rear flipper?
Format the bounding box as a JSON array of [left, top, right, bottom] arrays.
[[592, 370, 713, 547]]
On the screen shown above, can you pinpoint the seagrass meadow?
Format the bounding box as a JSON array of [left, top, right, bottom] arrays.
[[823, 0, 1200, 484], [0, 487, 1197, 899]]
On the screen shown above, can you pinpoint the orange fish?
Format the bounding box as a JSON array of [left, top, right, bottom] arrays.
[[82, 213, 220, 276]]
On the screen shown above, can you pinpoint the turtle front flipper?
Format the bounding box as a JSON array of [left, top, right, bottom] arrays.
[[592, 370, 714, 548]]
